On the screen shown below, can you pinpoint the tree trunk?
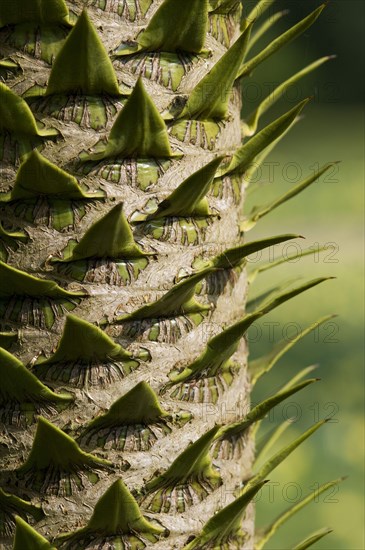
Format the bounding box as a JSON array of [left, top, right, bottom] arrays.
[[1, 1, 257, 548]]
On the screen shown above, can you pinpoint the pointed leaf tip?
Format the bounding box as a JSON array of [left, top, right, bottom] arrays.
[[58, 479, 165, 545], [18, 416, 111, 475], [136, 0, 209, 54], [35, 314, 132, 365], [88, 78, 172, 160], [147, 156, 223, 220], [0, 150, 99, 202], [13, 517, 55, 550], [238, 5, 326, 79], [179, 24, 253, 120], [46, 10, 120, 97], [57, 203, 147, 262]]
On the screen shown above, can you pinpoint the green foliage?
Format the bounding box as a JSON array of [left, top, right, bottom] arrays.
[[220, 99, 309, 176], [238, 5, 326, 78], [0, 347, 72, 425], [136, 427, 222, 513], [177, 25, 252, 120], [183, 481, 267, 549], [117, 0, 209, 54], [83, 78, 172, 160], [0, 488, 44, 537], [292, 527, 333, 550], [57, 479, 166, 548], [256, 477, 345, 549], [13, 517, 56, 550], [242, 163, 340, 231], [14, 417, 113, 495], [46, 10, 119, 96]]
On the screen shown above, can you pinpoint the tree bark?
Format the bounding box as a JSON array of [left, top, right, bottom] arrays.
[[0, 1, 254, 548]]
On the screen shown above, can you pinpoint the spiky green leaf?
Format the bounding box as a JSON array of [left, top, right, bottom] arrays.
[[54, 204, 147, 262], [220, 100, 309, 176], [292, 527, 333, 550], [0, 488, 44, 537], [0, 347, 72, 424], [46, 10, 120, 96], [0, 261, 85, 299], [0, 150, 104, 202], [218, 379, 317, 440], [256, 478, 345, 549], [246, 57, 334, 133], [0, 83, 58, 160], [13, 517, 56, 550], [246, 10, 289, 55], [143, 157, 223, 220], [57, 479, 165, 546], [238, 5, 326, 78], [85, 78, 172, 160], [211, 234, 300, 270], [250, 315, 335, 385], [245, 421, 327, 491], [115, 269, 212, 323], [241, 163, 339, 231], [15, 417, 114, 495], [117, 0, 209, 54], [183, 481, 267, 549], [137, 426, 222, 512], [177, 25, 252, 120], [249, 244, 336, 284]]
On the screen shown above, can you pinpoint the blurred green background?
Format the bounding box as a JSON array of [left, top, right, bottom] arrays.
[[241, 1, 364, 548]]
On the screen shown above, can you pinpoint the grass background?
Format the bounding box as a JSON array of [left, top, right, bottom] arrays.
[[241, 1, 364, 548]]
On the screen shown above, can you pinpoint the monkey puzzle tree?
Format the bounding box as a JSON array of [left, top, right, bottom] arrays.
[[0, 1, 340, 548]]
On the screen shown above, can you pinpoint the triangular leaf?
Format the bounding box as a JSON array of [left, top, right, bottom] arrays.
[[34, 314, 132, 366], [183, 481, 267, 549], [46, 10, 120, 96], [17, 416, 111, 476], [115, 269, 213, 323], [238, 5, 326, 78], [292, 527, 333, 550], [13, 516, 56, 550], [218, 379, 317, 440], [0, 488, 44, 537], [58, 479, 165, 545], [0, 261, 85, 299], [246, 57, 334, 133], [0, 83, 58, 140], [0, 150, 104, 202], [250, 314, 336, 385], [141, 426, 221, 494], [211, 234, 300, 270], [0, 347, 72, 423], [256, 478, 344, 549], [178, 25, 252, 120], [54, 204, 147, 262], [245, 421, 327, 490], [144, 157, 223, 220], [241, 163, 339, 231], [120, 0, 209, 54], [0, 0, 70, 26], [82, 381, 168, 431], [85, 78, 172, 160], [221, 99, 309, 176]]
